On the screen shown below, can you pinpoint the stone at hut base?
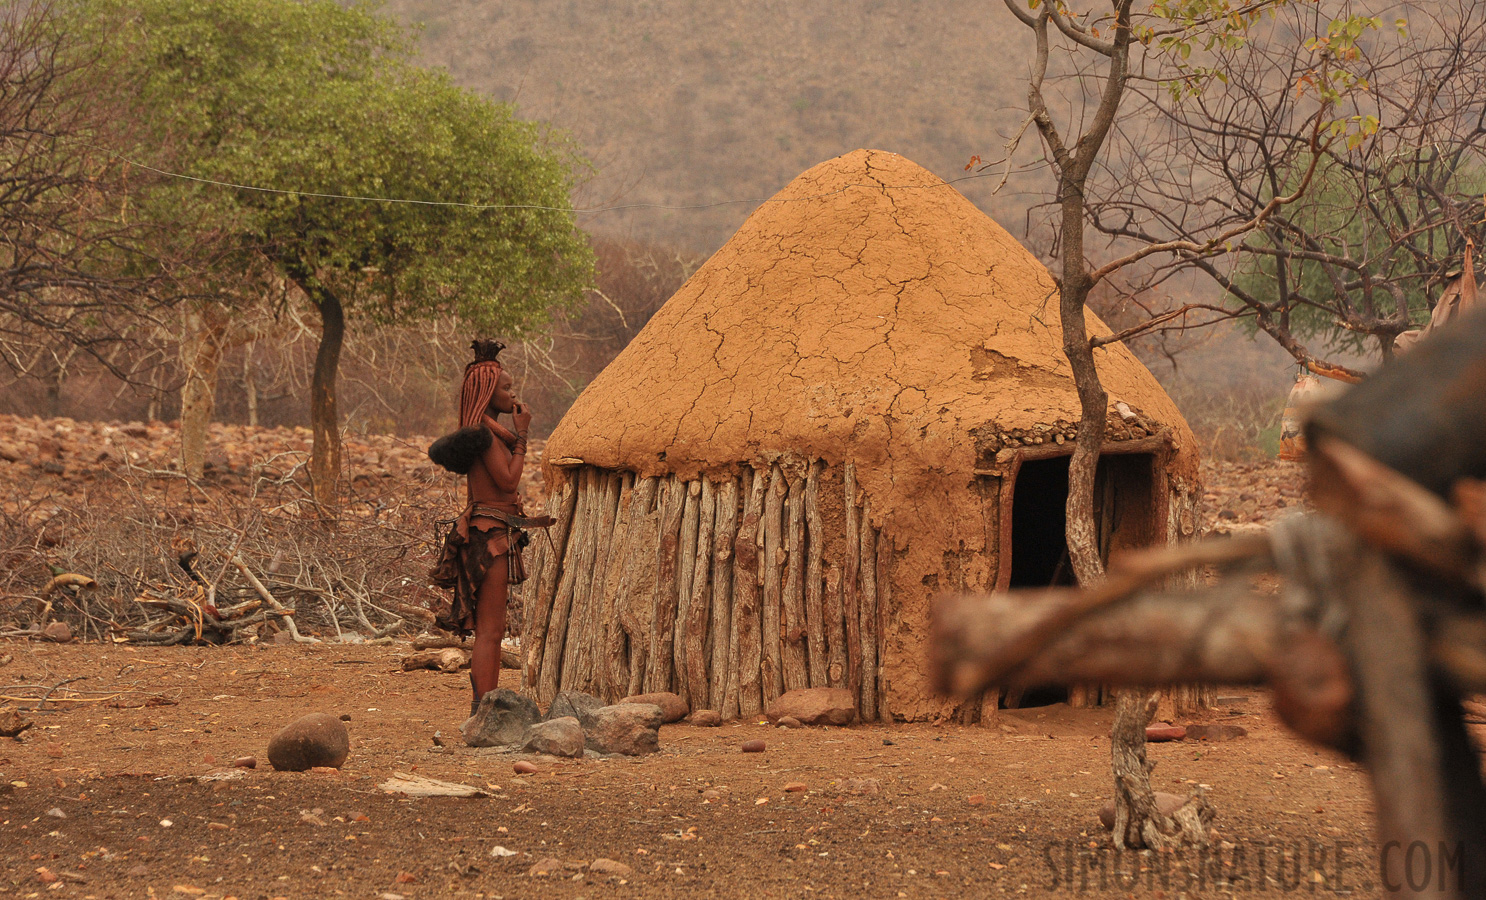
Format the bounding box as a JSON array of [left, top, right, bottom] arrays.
[[687, 709, 722, 727], [41, 621, 73, 643], [267, 713, 350, 772], [776, 715, 802, 729], [521, 717, 584, 758], [1184, 723, 1248, 742], [547, 690, 605, 731], [765, 687, 857, 726], [587, 703, 663, 756], [462, 689, 541, 748], [620, 692, 688, 723], [1097, 791, 1189, 830], [1145, 724, 1186, 742]]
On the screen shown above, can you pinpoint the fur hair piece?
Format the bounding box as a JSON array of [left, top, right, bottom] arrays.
[[470, 339, 505, 362], [428, 425, 492, 475]]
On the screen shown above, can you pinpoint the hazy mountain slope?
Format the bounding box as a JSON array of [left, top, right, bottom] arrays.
[[381, 0, 1039, 254]]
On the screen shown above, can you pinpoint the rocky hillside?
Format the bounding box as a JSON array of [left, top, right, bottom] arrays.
[[381, 0, 1039, 254]]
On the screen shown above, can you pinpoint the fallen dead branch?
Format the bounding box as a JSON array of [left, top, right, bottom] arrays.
[[379, 772, 489, 798]]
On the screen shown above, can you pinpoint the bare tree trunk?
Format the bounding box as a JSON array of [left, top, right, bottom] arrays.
[[243, 339, 259, 427], [179, 301, 229, 480], [280, 264, 346, 514]]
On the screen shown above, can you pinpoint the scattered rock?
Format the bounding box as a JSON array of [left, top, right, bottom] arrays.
[[1185, 723, 1248, 742], [765, 687, 857, 726], [126, 864, 149, 877], [513, 760, 539, 774], [231, 756, 256, 769], [490, 846, 518, 858], [741, 739, 766, 753], [687, 709, 722, 727], [700, 789, 721, 801], [522, 717, 585, 758], [587, 703, 663, 756], [589, 858, 633, 877], [621, 691, 689, 723], [841, 778, 880, 795], [528, 858, 564, 877], [783, 782, 807, 793], [41, 621, 73, 643], [462, 689, 542, 748], [1146, 725, 1187, 742], [45, 807, 65, 818], [267, 713, 350, 772], [547, 690, 605, 731], [967, 794, 986, 806], [777, 715, 802, 729], [36, 867, 58, 884], [0, 707, 34, 738], [1098, 791, 1189, 830]]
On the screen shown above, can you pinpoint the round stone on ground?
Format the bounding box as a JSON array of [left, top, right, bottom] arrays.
[[765, 687, 857, 726], [620, 691, 688, 723], [522, 717, 584, 758], [687, 709, 722, 727], [267, 712, 350, 772]]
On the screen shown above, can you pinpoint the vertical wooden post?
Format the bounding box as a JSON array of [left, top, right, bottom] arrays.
[[672, 480, 703, 706], [685, 478, 717, 709], [523, 474, 577, 693], [761, 465, 787, 704], [843, 461, 862, 702], [859, 504, 879, 721], [646, 476, 686, 693], [803, 461, 828, 687], [732, 467, 766, 717], [825, 563, 846, 688], [540, 468, 595, 702], [564, 471, 620, 692], [711, 477, 740, 714], [781, 469, 809, 692], [597, 472, 636, 699], [619, 477, 661, 698], [877, 544, 893, 723]]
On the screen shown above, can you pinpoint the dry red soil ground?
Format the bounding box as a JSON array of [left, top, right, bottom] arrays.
[[1, 430, 1480, 899]]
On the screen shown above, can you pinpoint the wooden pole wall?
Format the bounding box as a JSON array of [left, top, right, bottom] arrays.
[[523, 461, 889, 722]]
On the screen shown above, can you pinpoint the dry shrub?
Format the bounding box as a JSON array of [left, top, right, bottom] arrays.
[[0, 417, 548, 644], [0, 236, 701, 441]]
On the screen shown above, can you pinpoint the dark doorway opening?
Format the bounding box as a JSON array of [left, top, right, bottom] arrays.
[[1006, 452, 1157, 588], [999, 451, 1158, 708]]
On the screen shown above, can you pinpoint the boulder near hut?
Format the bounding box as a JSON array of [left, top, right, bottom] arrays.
[[521, 149, 1199, 723]]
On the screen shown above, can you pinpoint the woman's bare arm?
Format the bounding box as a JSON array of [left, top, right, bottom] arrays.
[[480, 415, 524, 493]]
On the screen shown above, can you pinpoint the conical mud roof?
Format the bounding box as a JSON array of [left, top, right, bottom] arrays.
[[547, 149, 1196, 490]]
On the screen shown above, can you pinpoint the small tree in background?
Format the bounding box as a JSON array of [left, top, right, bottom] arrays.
[[87, 0, 594, 497]]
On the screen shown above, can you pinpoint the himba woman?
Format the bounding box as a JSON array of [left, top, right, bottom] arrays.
[[429, 340, 534, 716]]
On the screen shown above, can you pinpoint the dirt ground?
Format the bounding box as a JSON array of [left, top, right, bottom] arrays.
[[3, 638, 1448, 900], [1, 442, 1477, 899]]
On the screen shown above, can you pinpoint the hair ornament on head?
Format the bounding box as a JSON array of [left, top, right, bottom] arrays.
[[470, 339, 506, 366]]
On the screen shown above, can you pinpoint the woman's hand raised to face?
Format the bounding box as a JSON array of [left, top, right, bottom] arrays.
[[512, 401, 533, 436]]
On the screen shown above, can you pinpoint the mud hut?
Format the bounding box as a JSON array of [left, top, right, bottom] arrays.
[[520, 149, 1199, 722]]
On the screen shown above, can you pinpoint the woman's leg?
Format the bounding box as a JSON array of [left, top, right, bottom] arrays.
[[470, 554, 510, 704]]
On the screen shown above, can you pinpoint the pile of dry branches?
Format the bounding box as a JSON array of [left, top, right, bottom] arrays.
[[0, 435, 471, 646]]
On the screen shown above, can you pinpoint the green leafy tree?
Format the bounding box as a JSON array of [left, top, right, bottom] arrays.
[[83, 0, 594, 502]]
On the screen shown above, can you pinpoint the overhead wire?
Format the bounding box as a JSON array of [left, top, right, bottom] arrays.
[[118, 154, 1030, 215]]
